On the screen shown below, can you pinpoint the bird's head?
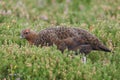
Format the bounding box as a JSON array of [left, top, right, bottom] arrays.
[[20, 28, 37, 41]]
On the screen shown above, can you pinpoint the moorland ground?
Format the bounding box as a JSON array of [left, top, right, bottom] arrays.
[[0, 0, 120, 79]]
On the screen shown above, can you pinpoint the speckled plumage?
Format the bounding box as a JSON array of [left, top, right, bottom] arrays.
[[20, 27, 111, 54]]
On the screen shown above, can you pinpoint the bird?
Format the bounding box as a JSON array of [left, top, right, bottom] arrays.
[[20, 26, 111, 54]]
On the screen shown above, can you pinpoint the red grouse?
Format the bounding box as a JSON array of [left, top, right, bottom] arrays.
[[20, 27, 111, 54]]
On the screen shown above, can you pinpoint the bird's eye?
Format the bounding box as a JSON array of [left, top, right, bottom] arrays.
[[25, 32, 28, 34]]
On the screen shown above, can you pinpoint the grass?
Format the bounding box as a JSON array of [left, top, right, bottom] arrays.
[[0, 0, 120, 79]]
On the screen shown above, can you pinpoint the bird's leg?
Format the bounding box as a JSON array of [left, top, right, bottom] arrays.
[[81, 54, 87, 64], [79, 45, 91, 64], [68, 44, 91, 63]]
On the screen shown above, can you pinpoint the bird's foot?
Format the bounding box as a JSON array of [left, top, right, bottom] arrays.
[[81, 56, 87, 64]]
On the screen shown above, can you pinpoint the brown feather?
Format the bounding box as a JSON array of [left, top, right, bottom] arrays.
[[20, 27, 111, 54]]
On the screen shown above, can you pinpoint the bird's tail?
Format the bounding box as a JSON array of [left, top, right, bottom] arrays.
[[98, 44, 111, 52]]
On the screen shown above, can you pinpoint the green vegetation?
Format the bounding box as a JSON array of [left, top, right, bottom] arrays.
[[0, 0, 120, 79]]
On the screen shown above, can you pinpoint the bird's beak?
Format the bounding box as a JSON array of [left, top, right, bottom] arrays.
[[20, 35, 25, 39], [20, 36, 23, 39]]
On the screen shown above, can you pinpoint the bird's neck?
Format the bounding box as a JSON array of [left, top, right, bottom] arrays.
[[27, 33, 38, 45]]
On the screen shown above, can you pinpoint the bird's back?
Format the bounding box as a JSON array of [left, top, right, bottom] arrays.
[[39, 27, 89, 39]]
